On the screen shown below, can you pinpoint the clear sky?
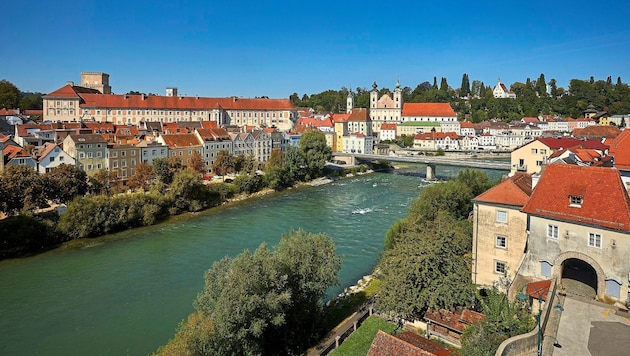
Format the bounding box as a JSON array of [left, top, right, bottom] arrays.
[[3, 0, 630, 99]]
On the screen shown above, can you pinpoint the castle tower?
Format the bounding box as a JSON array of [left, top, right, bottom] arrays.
[[166, 87, 178, 97], [370, 81, 378, 109], [80, 72, 111, 94]]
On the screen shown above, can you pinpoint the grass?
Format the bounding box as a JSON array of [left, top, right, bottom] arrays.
[[322, 278, 383, 331], [330, 316, 397, 356]]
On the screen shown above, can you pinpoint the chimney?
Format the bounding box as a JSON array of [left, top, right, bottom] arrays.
[[531, 173, 540, 189], [66, 81, 74, 86], [141, 93, 146, 100]]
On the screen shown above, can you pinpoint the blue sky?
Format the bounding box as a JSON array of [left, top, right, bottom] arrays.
[[3, 0, 630, 98]]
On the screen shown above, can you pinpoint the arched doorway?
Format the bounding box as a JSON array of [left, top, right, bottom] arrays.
[[561, 258, 598, 298]]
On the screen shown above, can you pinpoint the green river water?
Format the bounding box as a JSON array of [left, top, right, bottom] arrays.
[[0, 165, 505, 355]]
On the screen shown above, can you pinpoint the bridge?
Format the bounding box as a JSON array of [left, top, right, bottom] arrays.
[[332, 153, 511, 180]]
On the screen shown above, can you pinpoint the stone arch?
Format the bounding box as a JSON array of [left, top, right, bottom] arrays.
[[552, 251, 606, 299]]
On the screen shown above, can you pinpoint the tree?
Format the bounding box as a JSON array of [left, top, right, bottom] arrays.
[[187, 151, 206, 175], [194, 230, 341, 355], [284, 146, 307, 183], [212, 150, 235, 178], [536, 73, 547, 97], [0, 80, 19, 109], [377, 212, 475, 317], [0, 165, 46, 215], [265, 149, 290, 190], [152, 157, 174, 185], [88, 169, 119, 196], [43, 164, 88, 204], [407, 180, 474, 222], [299, 130, 332, 180], [168, 169, 209, 212], [548, 78, 558, 98], [460, 287, 534, 356], [440, 77, 449, 92], [460, 73, 471, 97], [128, 162, 154, 191]]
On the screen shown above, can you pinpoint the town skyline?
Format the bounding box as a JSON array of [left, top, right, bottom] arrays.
[[4, 0, 630, 98]]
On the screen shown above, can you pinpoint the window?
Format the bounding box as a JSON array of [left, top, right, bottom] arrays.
[[88, 152, 93, 158], [570, 195, 583, 207], [122, 160, 127, 167], [49, 157, 55, 162], [588, 233, 602, 248], [87, 164, 93, 170], [547, 224, 559, 239], [496, 236, 507, 248], [112, 152, 118, 158], [536, 160, 543, 167], [496, 210, 507, 223], [113, 161, 118, 168], [79, 152, 85, 159], [97, 164, 102, 169], [494, 261, 507, 275]]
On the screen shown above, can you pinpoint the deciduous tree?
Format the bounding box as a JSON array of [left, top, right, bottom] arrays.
[[43, 164, 88, 204], [299, 130, 331, 180], [211, 150, 235, 179]]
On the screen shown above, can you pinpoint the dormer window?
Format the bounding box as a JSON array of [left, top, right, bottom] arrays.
[[569, 195, 583, 207]]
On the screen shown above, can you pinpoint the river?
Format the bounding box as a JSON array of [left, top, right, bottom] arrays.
[[0, 165, 505, 355]]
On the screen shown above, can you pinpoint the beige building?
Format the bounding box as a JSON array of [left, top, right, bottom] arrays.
[[156, 134, 203, 167], [107, 144, 141, 182], [472, 173, 533, 287], [369, 80, 403, 133]]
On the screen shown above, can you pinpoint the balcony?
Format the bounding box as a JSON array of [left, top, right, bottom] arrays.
[[516, 164, 527, 172]]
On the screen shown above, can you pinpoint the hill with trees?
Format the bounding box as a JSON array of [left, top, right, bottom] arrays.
[[289, 74, 630, 123]]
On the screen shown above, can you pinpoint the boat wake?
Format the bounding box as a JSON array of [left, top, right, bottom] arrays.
[[352, 208, 373, 215]]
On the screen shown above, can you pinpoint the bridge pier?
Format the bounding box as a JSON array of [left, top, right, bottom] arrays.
[[426, 164, 436, 181]]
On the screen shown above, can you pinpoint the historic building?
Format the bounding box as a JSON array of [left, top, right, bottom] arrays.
[[369, 80, 403, 133], [43, 73, 298, 131]]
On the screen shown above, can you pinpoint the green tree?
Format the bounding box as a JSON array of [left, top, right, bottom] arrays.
[[460, 73, 470, 97], [0, 80, 19, 109], [407, 180, 474, 222], [152, 157, 174, 185], [284, 145, 307, 183], [265, 149, 291, 190], [194, 230, 341, 355], [440, 77, 449, 92], [0, 165, 46, 215], [212, 150, 235, 178], [43, 164, 88, 204], [233, 174, 264, 194], [377, 212, 474, 317], [460, 287, 534, 356], [88, 169, 119, 196], [168, 169, 209, 212], [536, 73, 547, 97], [299, 130, 332, 180]]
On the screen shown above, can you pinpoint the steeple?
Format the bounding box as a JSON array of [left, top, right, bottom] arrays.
[[346, 85, 354, 113]]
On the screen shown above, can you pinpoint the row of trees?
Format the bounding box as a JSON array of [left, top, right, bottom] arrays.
[[155, 230, 342, 355], [289, 74, 630, 123], [0, 131, 334, 258], [376, 169, 534, 355]]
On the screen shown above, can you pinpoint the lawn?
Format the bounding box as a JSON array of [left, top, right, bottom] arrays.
[[330, 315, 397, 356]]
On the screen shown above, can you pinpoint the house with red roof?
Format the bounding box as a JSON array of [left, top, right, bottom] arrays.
[[367, 330, 453, 356], [510, 137, 609, 175], [518, 165, 630, 304], [572, 124, 620, 139], [459, 121, 477, 136], [607, 129, 630, 187], [342, 132, 373, 154], [547, 146, 613, 168], [155, 133, 203, 167], [3, 144, 37, 170], [32, 142, 75, 174], [379, 123, 397, 141], [412, 132, 459, 151], [472, 173, 533, 287], [492, 79, 516, 99]]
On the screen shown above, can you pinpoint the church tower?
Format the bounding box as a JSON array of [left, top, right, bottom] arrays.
[[346, 88, 354, 113], [393, 78, 402, 110], [370, 81, 378, 109]]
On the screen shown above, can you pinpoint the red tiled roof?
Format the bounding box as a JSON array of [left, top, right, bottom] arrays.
[[3, 145, 30, 159], [522, 117, 540, 123], [460, 121, 475, 128], [348, 108, 369, 122], [573, 125, 621, 139], [297, 117, 334, 128], [609, 129, 630, 170], [381, 123, 397, 130], [44, 85, 101, 98], [423, 308, 467, 333], [77, 93, 295, 111], [367, 330, 452, 356], [460, 309, 485, 325], [83, 122, 115, 133], [331, 113, 351, 123], [160, 133, 201, 148], [402, 103, 456, 117], [534, 137, 609, 151], [0, 108, 19, 116], [522, 165, 630, 231], [474, 173, 532, 207], [201, 121, 218, 129], [527, 280, 552, 301]]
